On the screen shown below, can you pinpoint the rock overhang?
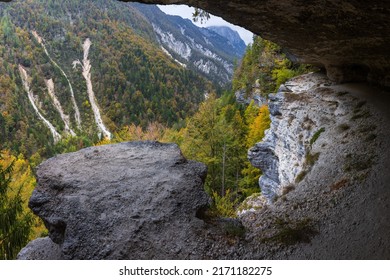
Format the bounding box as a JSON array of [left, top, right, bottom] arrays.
[[115, 0, 390, 86]]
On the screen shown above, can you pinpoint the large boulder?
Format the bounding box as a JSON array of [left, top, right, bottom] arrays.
[[22, 141, 211, 259]]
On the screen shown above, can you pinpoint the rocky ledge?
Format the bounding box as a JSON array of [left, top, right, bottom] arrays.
[[19, 74, 390, 259], [249, 73, 346, 202], [19, 142, 213, 259]]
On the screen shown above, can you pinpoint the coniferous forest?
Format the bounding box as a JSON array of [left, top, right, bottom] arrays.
[[0, 0, 311, 259]]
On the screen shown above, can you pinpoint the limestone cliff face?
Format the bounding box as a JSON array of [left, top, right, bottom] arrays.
[[240, 73, 390, 259], [249, 72, 379, 202], [249, 74, 330, 201]]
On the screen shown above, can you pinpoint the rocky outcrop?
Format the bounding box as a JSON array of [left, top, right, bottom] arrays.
[[18, 74, 390, 259], [235, 80, 268, 106], [241, 72, 390, 259], [17, 237, 62, 260], [117, 0, 390, 86], [249, 72, 379, 202], [20, 142, 212, 259]]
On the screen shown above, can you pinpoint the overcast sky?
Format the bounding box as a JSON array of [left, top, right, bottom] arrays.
[[157, 4, 254, 45]]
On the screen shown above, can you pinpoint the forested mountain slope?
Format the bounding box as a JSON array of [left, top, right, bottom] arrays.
[[0, 0, 244, 160]]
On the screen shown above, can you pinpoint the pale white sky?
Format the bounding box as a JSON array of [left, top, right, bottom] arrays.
[[157, 4, 253, 45]]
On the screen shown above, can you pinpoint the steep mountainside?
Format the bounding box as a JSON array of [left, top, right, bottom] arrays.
[[0, 0, 243, 160], [132, 3, 246, 86], [207, 26, 246, 57]]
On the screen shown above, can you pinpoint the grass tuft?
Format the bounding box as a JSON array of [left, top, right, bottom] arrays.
[[281, 185, 295, 195], [310, 128, 325, 145], [337, 91, 349, 96], [330, 179, 349, 191], [351, 110, 371, 121], [305, 152, 320, 166], [295, 170, 307, 183], [365, 134, 377, 142]]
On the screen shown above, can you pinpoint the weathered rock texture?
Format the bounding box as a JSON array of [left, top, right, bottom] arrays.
[[249, 73, 341, 201], [249, 72, 382, 202], [17, 237, 62, 260], [241, 72, 390, 259], [118, 0, 390, 86], [22, 142, 212, 259]]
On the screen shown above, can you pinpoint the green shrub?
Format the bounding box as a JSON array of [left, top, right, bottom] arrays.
[[310, 127, 325, 146], [305, 152, 320, 166], [0, 156, 33, 259], [212, 190, 239, 218], [295, 170, 308, 183], [272, 68, 296, 89]]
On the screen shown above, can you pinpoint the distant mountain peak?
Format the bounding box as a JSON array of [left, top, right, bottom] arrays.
[[207, 26, 246, 55]]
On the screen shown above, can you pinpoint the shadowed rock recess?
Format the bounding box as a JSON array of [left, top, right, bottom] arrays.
[[21, 142, 212, 259]]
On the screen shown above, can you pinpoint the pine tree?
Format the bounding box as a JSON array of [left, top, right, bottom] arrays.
[[181, 93, 224, 194]]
